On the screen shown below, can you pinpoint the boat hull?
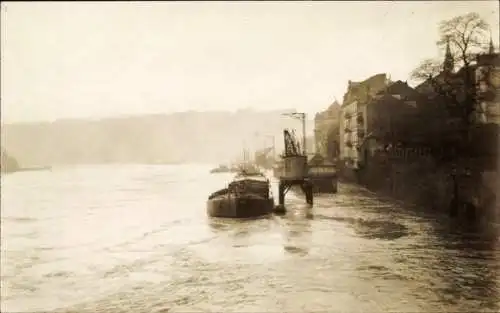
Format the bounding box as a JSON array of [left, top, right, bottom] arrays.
[[207, 194, 274, 218]]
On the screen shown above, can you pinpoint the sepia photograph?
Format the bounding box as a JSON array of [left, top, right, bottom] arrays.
[[1, 1, 499, 312]]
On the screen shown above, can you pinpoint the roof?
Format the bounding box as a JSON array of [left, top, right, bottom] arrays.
[[232, 174, 268, 183], [415, 63, 478, 93], [376, 80, 418, 97], [373, 92, 404, 102], [315, 101, 341, 120], [355, 73, 387, 88], [476, 52, 500, 66], [342, 73, 388, 106]]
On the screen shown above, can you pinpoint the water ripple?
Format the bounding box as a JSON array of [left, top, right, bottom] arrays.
[[1, 165, 499, 313]]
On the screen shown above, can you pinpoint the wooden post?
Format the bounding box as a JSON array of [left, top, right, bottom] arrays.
[[279, 182, 285, 206]]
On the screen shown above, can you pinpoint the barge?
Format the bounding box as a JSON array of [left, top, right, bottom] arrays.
[[207, 166, 274, 218]]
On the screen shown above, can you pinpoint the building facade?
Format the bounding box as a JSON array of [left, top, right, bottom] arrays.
[[415, 39, 500, 126], [475, 46, 500, 124], [367, 81, 421, 139], [339, 73, 390, 168], [340, 100, 363, 165]]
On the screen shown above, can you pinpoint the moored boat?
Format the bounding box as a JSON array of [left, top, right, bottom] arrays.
[[207, 168, 274, 218], [210, 164, 241, 174], [307, 154, 338, 193], [209, 164, 230, 173]]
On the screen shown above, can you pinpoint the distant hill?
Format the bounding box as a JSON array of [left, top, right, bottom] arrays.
[[1, 149, 20, 173], [1, 110, 315, 167]]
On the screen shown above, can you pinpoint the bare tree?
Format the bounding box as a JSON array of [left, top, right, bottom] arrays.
[[410, 58, 444, 82], [437, 12, 490, 68], [410, 13, 491, 157]]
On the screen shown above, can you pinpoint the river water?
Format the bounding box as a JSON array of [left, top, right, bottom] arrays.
[[1, 164, 499, 312]]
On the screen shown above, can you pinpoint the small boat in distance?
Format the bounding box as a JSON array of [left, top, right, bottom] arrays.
[[207, 164, 274, 218], [209, 164, 238, 174]]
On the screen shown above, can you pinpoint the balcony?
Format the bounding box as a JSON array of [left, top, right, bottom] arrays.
[[345, 140, 353, 148], [344, 126, 352, 133], [344, 112, 353, 119]]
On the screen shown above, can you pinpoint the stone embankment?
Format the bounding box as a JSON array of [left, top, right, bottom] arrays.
[[339, 155, 498, 224]]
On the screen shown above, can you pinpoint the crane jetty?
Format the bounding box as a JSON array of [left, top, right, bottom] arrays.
[[273, 129, 314, 214], [206, 126, 337, 218]]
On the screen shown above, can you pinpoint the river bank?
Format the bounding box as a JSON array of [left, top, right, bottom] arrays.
[[1, 166, 52, 175], [338, 156, 499, 226]]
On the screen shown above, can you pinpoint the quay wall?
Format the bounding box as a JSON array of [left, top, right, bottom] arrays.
[[342, 150, 499, 223]]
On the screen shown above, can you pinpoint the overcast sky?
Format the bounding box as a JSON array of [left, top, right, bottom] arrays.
[[1, 1, 499, 123]]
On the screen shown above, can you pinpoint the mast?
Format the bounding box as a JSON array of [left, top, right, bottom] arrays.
[[242, 140, 248, 163]]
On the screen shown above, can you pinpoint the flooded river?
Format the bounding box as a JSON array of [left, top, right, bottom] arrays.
[[1, 164, 499, 312]]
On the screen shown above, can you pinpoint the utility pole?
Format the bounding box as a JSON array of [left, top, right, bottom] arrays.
[[265, 134, 276, 160], [255, 132, 276, 161], [242, 140, 248, 162]]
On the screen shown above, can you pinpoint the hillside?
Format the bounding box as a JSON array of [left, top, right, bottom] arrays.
[[0, 149, 20, 173], [1, 110, 315, 167]]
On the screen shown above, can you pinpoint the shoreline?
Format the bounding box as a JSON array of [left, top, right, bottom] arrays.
[[1, 166, 52, 175]]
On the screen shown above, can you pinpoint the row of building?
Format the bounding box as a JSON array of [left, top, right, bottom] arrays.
[[314, 39, 500, 171]]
